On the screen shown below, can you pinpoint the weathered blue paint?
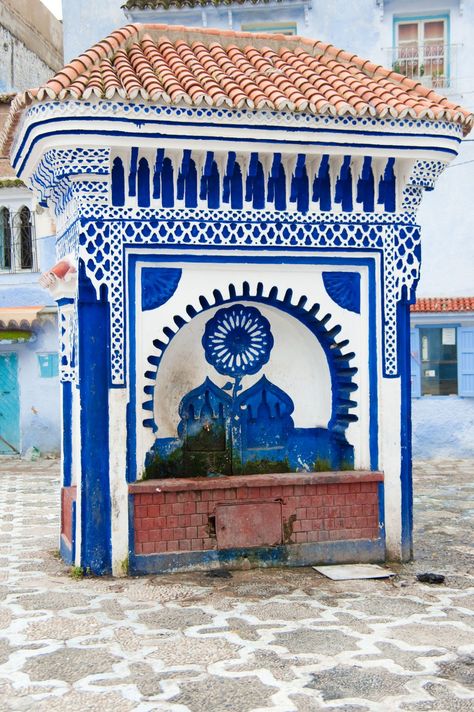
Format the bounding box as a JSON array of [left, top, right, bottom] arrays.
[[60, 532, 73, 565], [398, 298, 413, 561], [62, 380, 72, 487], [130, 537, 385, 575], [377, 482, 385, 542], [77, 262, 112, 575], [0, 352, 20, 454]]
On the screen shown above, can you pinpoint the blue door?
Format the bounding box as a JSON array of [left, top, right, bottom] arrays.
[[0, 353, 20, 454]]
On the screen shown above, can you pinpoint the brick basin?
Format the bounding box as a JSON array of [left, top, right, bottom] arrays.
[[129, 471, 383, 556]]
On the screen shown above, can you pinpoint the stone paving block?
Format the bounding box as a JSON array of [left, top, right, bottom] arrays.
[[0, 458, 473, 711]]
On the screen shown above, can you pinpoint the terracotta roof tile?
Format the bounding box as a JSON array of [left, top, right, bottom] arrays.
[[411, 297, 474, 313], [2, 22, 473, 155], [123, 0, 285, 7]]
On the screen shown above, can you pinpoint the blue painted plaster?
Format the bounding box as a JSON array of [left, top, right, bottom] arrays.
[[141, 267, 181, 312], [0, 319, 61, 454], [77, 264, 112, 574], [323, 272, 361, 314], [412, 397, 474, 459]]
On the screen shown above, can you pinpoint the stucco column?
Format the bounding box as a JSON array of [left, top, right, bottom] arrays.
[[77, 262, 112, 575]]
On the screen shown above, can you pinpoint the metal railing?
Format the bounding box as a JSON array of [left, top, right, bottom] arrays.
[[0, 207, 37, 273], [385, 43, 459, 90]]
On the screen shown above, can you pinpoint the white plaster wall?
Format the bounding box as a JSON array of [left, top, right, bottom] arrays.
[[109, 388, 129, 575], [0, 25, 56, 92], [71, 381, 81, 566], [378, 376, 402, 559]]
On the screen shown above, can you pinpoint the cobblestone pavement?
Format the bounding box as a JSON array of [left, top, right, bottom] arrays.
[[0, 459, 472, 712]]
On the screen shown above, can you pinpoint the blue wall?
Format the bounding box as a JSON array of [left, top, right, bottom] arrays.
[[412, 397, 474, 460], [0, 198, 60, 455], [0, 319, 61, 454], [62, 0, 382, 63]]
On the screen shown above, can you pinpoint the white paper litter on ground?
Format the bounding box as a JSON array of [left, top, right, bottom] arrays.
[[313, 564, 395, 580]]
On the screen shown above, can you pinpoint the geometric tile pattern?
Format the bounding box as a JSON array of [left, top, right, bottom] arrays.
[[77, 208, 420, 382], [34, 147, 450, 383]]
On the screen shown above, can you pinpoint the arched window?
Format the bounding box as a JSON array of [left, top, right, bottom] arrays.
[[17, 206, 33, 269], [0, 207, 12, 270]]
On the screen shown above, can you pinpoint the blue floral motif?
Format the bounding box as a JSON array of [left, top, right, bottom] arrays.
[[202, 304, 274, 377]]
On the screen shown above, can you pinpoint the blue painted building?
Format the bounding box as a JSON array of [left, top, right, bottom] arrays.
[[60, 0, 474, 460], [4, 19, 470, 574], [0, 1, 63, 456]]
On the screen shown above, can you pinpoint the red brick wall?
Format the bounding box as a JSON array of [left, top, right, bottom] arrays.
[[130, 473, 382, 556], [61, 486, 76, 546]]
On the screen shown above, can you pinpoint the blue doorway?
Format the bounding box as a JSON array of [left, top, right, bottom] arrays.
[[0, 352, 20, 455]]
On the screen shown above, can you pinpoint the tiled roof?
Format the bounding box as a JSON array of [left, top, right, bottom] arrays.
[[411, 297, 474, 313], [123, 0, 279, 7], [2, 23, 473, 154]]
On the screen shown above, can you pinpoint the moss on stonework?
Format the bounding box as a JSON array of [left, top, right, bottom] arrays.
[[234, 458, 291, 476], [313, 458, 332, 472], [143, 448, 294, 480], [0, 178, 25, 188]]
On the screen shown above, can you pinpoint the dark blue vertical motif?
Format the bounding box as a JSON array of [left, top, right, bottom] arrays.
[[128, 147, 138, 198], [161, 157, 174, 207], [111, 157, 125, 206], [137, 157, 150, 207], [398, 297, 413, 561], [357, 157, 374, 212]]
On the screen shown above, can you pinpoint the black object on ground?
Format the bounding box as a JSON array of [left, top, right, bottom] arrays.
[[416, 572, 445, 584], [205, 569, 232, 579]]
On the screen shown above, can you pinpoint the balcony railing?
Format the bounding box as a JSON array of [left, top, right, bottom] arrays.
[[384, 43, 459, 90]]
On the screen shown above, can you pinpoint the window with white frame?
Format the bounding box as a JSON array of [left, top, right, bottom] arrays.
[[393, 15, 450, 88], [411, 326, 474, 397], [37, 353, 59, 378], [0, 204, 36, 272]]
